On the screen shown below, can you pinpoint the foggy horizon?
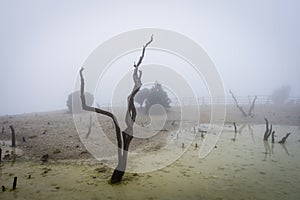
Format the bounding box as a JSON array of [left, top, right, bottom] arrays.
[[1, 0, 300, 115]]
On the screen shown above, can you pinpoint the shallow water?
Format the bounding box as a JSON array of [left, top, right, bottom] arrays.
[[1, 124, 300, 199]]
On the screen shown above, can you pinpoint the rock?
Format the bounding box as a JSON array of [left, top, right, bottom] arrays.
[[3, 154, 10, 160], [41, 154, 49, 162], [97, 167, 106, 173]]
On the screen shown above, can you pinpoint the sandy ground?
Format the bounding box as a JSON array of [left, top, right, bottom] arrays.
[[0, 104, 299, 161], [0, 104, 300, 199]]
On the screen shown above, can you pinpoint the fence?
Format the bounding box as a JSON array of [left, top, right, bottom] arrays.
[[98, 95, 300, 108], [169, 95, 300, 106]]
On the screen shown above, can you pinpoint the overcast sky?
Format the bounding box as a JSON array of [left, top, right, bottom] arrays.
[[0, 0, 299, 115]]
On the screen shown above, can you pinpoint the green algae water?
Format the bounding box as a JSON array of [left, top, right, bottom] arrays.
[[1, 124, 300, 200]]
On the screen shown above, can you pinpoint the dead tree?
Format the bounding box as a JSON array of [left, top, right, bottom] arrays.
[[9, 125, 16, 147], [263, 118, 272, 141], [278, 133, 291, 144], [229, 90, 247, 117], [80, 36, 153, 184], [229, 90, 257, 117], [248, 96, 257, 117]]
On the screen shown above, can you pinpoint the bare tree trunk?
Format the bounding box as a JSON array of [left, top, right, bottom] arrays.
[[9, 125, 16, 147], [278, 133, 291, 144], [229, 90, 247, 117], [80, 36, 153, 184]]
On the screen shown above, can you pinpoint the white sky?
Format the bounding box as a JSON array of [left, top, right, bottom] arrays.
[[0, 0, 299, 115]]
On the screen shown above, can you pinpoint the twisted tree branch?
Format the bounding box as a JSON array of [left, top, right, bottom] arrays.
[[80, 68, 122, 161]]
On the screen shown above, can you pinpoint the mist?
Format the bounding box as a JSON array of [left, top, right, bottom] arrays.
[[1, 0, 300, 115]]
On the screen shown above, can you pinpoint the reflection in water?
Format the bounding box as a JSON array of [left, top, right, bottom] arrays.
[[263, 141, 271, 161], [232, 128, 237, 142], [238, 124, 246, 134], [248, 125, 255, 144], [279, 143, 290, 156], [232, 131, 237, 142], [10, 147, 16, 167]]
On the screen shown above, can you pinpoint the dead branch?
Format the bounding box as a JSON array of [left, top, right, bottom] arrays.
[[80, 67, 122, 159], [134, 35, 153, 68], [271, 131, 275, 143], [263, 118, 272, 141], [9, 125, 16, 147], [232, 122, 237, 141], [229, 90, 247, 117], [278, 133, 291, 144], [248, 96, 257, 117], [233, 122, 237, 133], [268, 124, 273, 139]]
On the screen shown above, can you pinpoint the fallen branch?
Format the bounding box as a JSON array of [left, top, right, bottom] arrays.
[[278, 133, 291, 144]]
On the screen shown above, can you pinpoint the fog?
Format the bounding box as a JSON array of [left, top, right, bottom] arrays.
[[1, 0, 300, 115]]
